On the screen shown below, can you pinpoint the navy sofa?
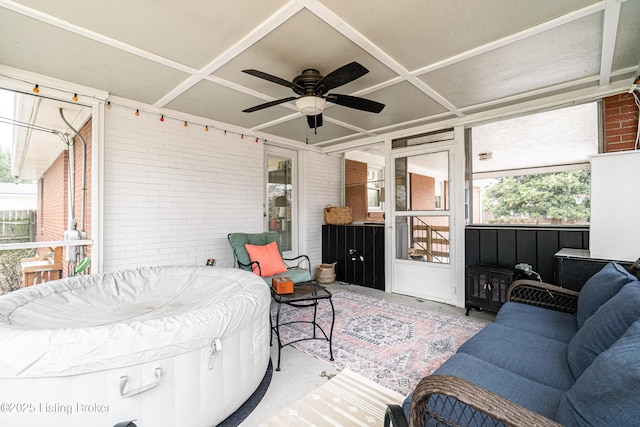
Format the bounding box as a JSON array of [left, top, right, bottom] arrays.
[[386, 262, 640, 427]]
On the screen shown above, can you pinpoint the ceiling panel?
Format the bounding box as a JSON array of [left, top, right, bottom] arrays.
[[613, 0, 640, 70], [324, 81, 450, 132], [213, 8, 398, 100], [0, 9, 190, 104], [165, 79, 293, 130], [421, 13, 604, 109], [319, 0, 600, 70], [1, 0, 638, 164], [262, 116, 357, 145], [11, 0, 291, 70]]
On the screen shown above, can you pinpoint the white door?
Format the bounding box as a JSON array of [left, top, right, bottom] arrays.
[[390, 129, 464, 305]]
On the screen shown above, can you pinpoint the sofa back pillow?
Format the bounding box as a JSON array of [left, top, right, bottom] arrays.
[[556, 320, 640, 427], [568, 282, 640, 378], [576, 262, 636, 328]]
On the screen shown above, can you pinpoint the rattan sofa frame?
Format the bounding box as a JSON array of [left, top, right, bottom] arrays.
[[384, 279, 579, 427]]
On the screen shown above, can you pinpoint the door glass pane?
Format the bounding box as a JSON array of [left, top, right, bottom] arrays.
[[267, 155, 292, 251], [395, 150, 450, 264], [396, 215, 450, 264], [395, 151, 449, 212]]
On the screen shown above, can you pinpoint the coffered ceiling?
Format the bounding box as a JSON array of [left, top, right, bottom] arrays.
[[0, 0, 638, 151]]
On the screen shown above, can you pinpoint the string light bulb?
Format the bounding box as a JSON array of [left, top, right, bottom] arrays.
[[224, 130, 227, 136], [255, 138, 259, 143], [106, 101, 111, 109], [184, 121, 188, 127], [33, 84, 40, 94], [241, 134, 244, 140], [135, 109, 140, 116], [72, 93, 78, 102], [205, 126, 209, 132], [160, 115, 164, 122]]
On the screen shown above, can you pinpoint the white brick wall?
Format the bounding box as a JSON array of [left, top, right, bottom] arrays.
[[102, 107, 342, 275], [103, 108, 263, 271], [302, 150, 341, 275]]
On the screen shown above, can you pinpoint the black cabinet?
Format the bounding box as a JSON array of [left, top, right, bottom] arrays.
[[322, 224, 384, 290], [465, 226, 589, 284], [554, 248, 633, 292], [466, 264, 515, 315]]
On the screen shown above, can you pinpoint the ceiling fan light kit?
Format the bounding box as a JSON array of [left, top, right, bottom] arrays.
[[296, 96, 326, 115]]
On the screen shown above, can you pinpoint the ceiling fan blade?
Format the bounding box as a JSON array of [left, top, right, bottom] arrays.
[[242, 97, 297, 113], [306, 113, 323, 129], [316, 62, 369, 93], [242, 69, 304, 91], [326, 94, 385, 113]]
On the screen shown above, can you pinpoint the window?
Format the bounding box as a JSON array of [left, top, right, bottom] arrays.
[[367, 165, 384, 211], [466, 102, 599, 225], [266, 153, 294, 252]]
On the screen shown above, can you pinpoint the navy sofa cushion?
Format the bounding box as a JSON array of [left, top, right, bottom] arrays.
[[576, 262, 636, 328], [556, 320, 640, 427], [495, 302, 577, 343], [456, 323, 574, 391], [567, 282, 640, 378], [403, 352, 565, 421]]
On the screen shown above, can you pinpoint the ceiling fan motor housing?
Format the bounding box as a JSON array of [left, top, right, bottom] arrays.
[[292, 69, 325, 95]]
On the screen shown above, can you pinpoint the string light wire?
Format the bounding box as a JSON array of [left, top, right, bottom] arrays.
[[0, 73, 268, 144]]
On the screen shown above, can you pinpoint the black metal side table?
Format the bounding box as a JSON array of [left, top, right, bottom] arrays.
[[271, 282, 335, 371]]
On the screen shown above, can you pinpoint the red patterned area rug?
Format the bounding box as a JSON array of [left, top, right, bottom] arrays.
[[271, 289, 487, 395]]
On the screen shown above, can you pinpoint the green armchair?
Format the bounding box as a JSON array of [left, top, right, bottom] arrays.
[[228, 232, 311, 284]]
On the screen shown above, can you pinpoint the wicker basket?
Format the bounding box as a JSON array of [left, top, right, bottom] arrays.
[[324, 205, 352, 225], [316, 262, 336, 284]]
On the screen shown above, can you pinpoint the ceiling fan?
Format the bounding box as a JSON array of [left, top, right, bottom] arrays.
[[241, 62, 385, 130]]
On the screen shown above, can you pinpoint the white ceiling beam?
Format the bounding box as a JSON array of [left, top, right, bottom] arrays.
[[322, 79, 631, 154], [251, 111, 302, 131], [205, 75, 287, 103], [319, 66, 637, 149], [301, 0, 464, 118], [599, 0, 622, 86], [412, 2, 607, 77], [153, 1, 303, 108], [322, 117, 378, 137], [0, 0, 196, 75]]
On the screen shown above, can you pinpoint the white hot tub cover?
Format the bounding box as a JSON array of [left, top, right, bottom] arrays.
[[0, 265, 270, 378]]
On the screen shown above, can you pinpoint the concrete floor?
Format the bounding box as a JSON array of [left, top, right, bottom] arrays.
[[239, 283, 495, 426]]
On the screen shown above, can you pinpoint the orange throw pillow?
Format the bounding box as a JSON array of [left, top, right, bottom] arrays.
[[244, 241, 288, 277]]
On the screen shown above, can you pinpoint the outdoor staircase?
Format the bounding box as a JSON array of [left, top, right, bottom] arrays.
[[410, 219, 450, 263]]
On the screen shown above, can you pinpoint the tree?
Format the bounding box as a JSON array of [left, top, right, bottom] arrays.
[[0, 147, 29, 183], [483, 170, 590, 224]]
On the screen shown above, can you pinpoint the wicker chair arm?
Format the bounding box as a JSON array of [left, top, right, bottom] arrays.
[[409, 374, 563, 427], [507, 279, 579, 314], [384, 404, 409, 427]]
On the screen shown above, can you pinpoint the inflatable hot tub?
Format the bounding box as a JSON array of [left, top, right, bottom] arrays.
[[0, 266, 271, 427]]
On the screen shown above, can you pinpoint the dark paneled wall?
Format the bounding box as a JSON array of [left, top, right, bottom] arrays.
[[322, 224, 385, 290], [465, 226, 589, 284]]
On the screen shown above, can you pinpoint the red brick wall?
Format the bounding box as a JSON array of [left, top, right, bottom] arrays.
[[36, 118, 92, 277], [410, 173, 436, 210], [37, 153, 67, 245], [603, 92, 639, 152], [345, 159, 368, 222], [409, 172, 449, 228]]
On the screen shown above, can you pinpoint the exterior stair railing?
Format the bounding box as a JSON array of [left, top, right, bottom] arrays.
[[410, 217, 449, 263]]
